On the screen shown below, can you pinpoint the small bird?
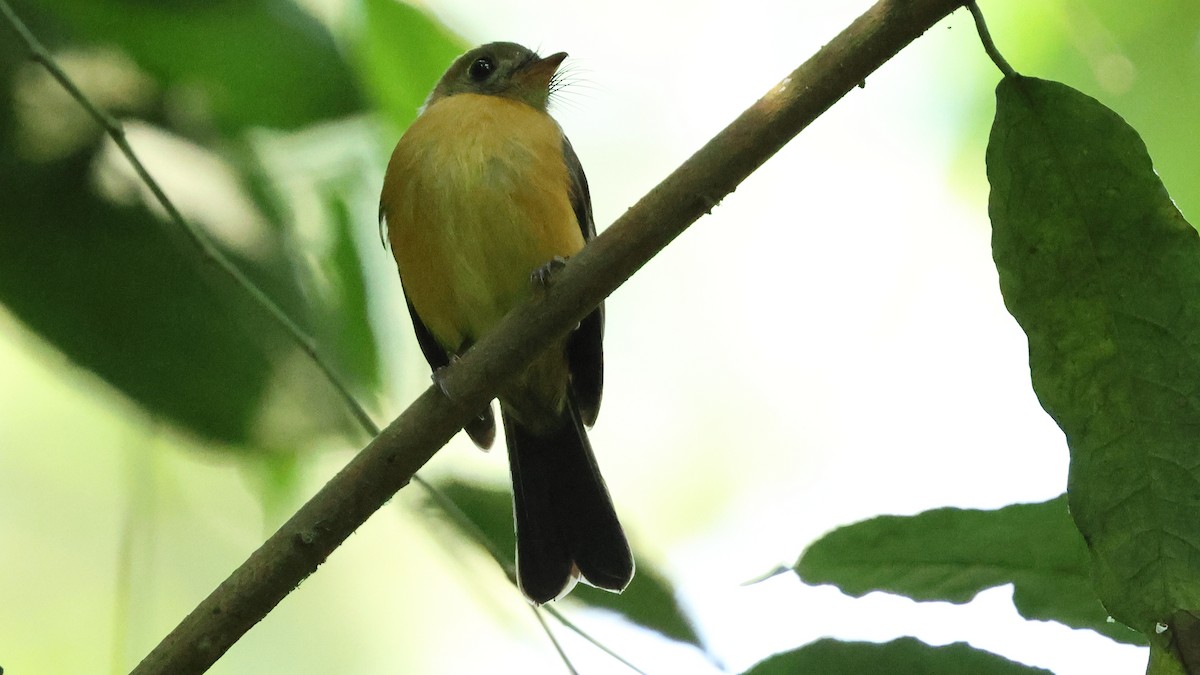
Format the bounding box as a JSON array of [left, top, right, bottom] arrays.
[[379, 42, 634, 604]]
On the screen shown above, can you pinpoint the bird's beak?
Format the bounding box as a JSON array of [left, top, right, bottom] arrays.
[[516, 51, 568, 89]]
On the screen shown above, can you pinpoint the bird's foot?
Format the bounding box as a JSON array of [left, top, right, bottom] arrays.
[[430, 356, 461, 401], [530, 256, 568, 297]]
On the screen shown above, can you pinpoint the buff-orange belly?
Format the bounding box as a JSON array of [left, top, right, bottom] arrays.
[[382, 93, 584, 355]]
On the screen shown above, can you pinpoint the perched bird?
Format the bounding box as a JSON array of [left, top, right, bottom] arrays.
[[379, 42, 634, 604]]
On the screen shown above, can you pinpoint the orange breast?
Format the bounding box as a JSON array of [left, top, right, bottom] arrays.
[[381, 93, 584, 354]]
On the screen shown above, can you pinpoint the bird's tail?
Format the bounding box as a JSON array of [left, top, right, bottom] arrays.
[[502, 397, 634, 604]]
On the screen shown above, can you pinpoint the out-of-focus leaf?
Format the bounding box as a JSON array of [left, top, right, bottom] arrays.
[[989, 76, 1200, 648], [741, 638, 1053, 675], [356, 0, 466, 130], [0, 151, 264, 442], [322, 192, 380, 391], [15, 0, 362, 131], [429, 478, 704, 649], [241, 452, 303, 526], [0, 44, 356, 448], [795, 497, 1142, 644]]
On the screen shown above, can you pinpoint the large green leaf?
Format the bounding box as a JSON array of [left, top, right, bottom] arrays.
[[794, 497, 1142, 644], [741, 638, 1053, 675], [989, 75, 1200, 658], [427, 478, 704, 649], [355, 0, 466, 131], [15, 0, 363, 131], [0, 40, 356, 448], [0, 153, 258, 443]]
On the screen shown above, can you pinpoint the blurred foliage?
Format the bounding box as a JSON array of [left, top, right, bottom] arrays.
[[19, 0, 362, 133], [796, 496, 1143, 644], [741, 638, 1053, 675], [355, 0, 466, 131], [430, 478, 705, 649], [989, 76, 1200, 667], [0, 0, 376, 449]]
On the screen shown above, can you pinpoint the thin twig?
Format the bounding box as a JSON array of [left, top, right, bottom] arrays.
[[413, 475, 650, 672], [968, 2, 1017, 77], [413, 475, 516, 583], [542, 607, 649, 675], [530, 608, 580, 675], [0, 2, 123, 137], [0, 0, 620, 665], [8, 0, 972, 670]]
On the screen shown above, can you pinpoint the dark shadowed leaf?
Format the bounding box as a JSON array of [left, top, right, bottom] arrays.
[[0, 150, 268, 442], [989, 76, 1200, 646], [741, 638, 1053, 675], [0, 40, 357, 448], [795, 497, 1142, 644]]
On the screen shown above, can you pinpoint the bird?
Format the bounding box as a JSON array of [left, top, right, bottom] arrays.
[[379, 42, 634, 604]]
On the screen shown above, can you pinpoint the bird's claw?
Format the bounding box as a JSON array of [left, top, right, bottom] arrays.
[[431, 358, 460, 401], [531, 256, 568, 296]]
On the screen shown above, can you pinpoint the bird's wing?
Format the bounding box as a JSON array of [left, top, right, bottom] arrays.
[[562, 136, 604, 426]]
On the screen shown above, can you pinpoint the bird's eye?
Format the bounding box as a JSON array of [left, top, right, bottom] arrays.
[[468, 57, 494, 82]]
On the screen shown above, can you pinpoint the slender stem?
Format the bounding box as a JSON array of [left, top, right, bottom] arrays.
[[542, 607, 649, 675], [413, 475, 647, 672], [968, 2, 1017, 78], [0, 1, 124, 137], [530, 608, 579, 675], [412, 475, 516, 583]]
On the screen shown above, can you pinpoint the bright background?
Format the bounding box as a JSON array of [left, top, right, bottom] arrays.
[[3, 0, 1195, 673]]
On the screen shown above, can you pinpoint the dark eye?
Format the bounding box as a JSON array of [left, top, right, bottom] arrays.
[[468, 57, 494, 82]]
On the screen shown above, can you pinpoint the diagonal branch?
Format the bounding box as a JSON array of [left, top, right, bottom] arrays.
[[115, 0, 968, 671]]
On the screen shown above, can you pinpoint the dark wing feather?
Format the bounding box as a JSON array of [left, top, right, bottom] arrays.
[[404, 295, 449, 372], [562, 136, 596, 241], [562, 136, 604, 427]]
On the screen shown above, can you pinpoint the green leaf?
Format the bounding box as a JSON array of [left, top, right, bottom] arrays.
[[303, 191, 382, 395], [794, 497, 1142, 644], [20, 0, 362, 131], [0, 152, 256, 442], [988, 76, 1200, 640], [428, 479, 704, 649], [355, 0, 467, 131], [0, 49, 357, 448], [740, 638, 1053, 675]]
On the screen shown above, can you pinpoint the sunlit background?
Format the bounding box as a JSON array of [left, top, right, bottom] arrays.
[[2, 0, 1197, 672]]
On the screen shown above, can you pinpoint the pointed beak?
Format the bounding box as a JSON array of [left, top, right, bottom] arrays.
[[517, 51, 568, 89]]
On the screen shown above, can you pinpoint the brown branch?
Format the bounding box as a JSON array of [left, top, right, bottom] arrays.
[[130, 0, 967, 672]]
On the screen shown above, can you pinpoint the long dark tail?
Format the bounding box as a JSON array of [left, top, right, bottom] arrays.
[[502, 397, 634, 604]]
